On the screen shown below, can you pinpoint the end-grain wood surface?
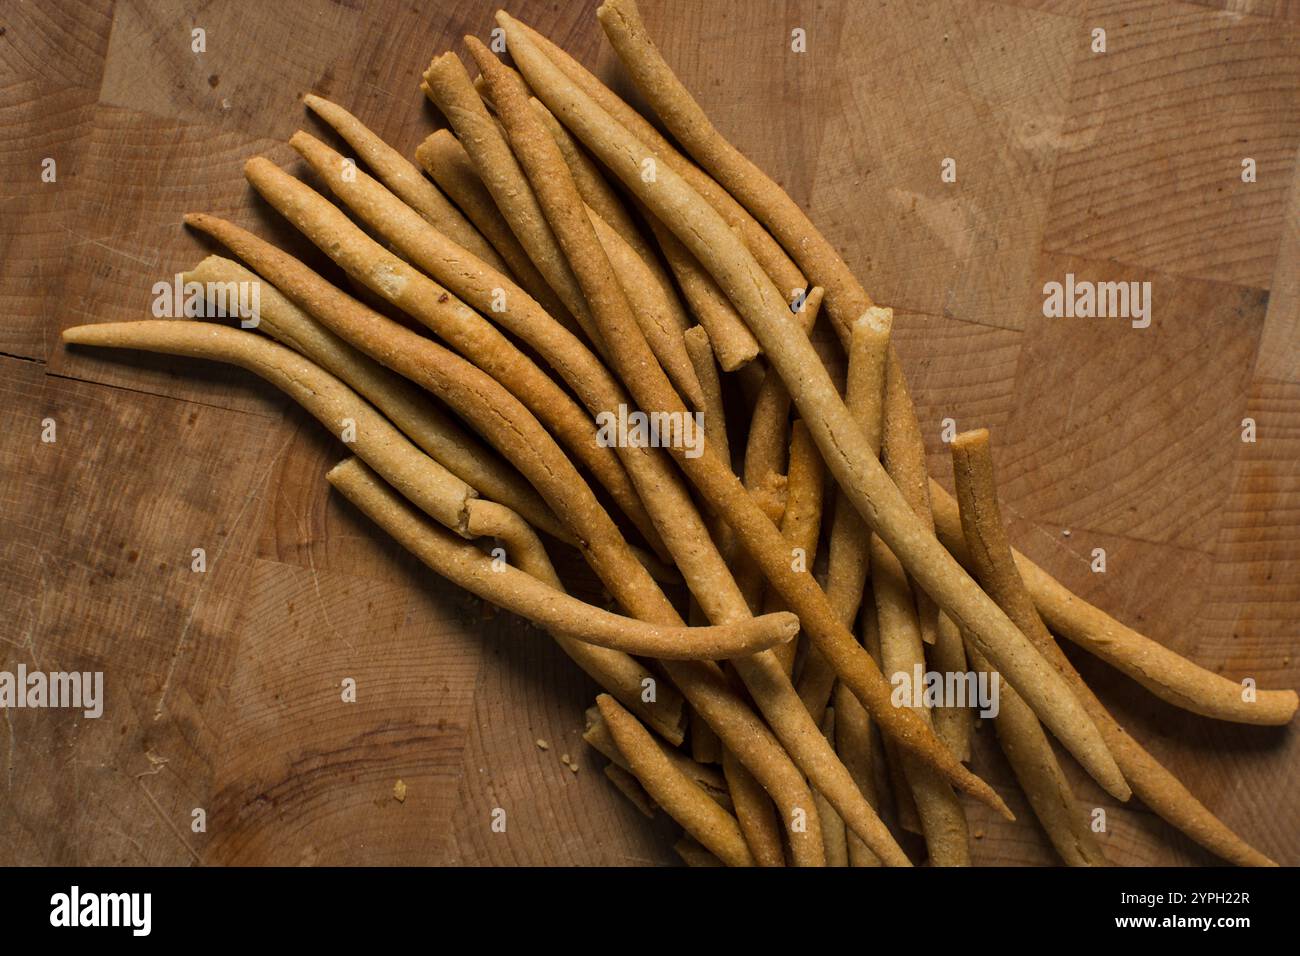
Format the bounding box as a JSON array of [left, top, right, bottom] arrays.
[[1, 0, 1296, 866]]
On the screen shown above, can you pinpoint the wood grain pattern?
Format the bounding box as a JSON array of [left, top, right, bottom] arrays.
[[0, 0, 1295, 866]]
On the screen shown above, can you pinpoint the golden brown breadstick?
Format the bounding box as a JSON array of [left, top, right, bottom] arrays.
[[536, 100, 707, 380], [742, 289, 822, 501], [422, 51, 608, 354], [882, 358, 940, 650], [929, 613, 974, 761], [646, 212, 759, 371], [863, 594, 923, 836], [583, 706, 726, 806], [63, 320, 477, 535], [531, 96, 652, 265], [797, 308, 890, 723], [872, 530, 971, 866], [587, 207, 704, 408], [478, 37, 918, 861], [513, 13, 806, 301], [301, 92, 507, 274], [683, 326, 729, 463], [929, 481, 1298, 727], [812, 709, 850, 867], [834, 680, 885, 867], [183, 246, 566, 541], [243, 156, 662, 556], [949, 428, 1277, 866], [596, 695, 755, 867], [503, 12, 1124, 805], [327, 458, 796, 659], [414, 130, 578, 335], [721, 748, 785, 867], [768, 420, 825, 675]]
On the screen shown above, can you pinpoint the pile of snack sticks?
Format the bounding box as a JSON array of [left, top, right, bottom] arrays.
[[65, 0, 1295, 866]]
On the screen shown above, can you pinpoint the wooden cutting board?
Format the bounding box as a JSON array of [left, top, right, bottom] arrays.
[[1, 0, 1296, 866]]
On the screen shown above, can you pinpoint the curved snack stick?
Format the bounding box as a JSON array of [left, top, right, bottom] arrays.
[[531, 96, 657, 267], [930, 482, 1298, 727], [189, 188, 821, 862], [327, 458, 795, 659], [422, 52, 607, 355], [647, 211, 759, 371], [965, 642, 1108, 866], [929, 613, 973, 761], [479, 38, 919, 864], [512, 14, 806, 301], [588, 206, 704, 408], [243, 156, 661, 556], [583, 705, 723, 804], [798, 309, 890, 723], [464, 497, 685, 743], [301, 93, 507, 274], [872, 531, 971, 866], [949, 428, 1277, 867], [183, 246, 566, 542], [683, 326, 729, 464], [414, 130, 578, 335], [502, 11, 1070, 813], [63, 320, 476, 535], [721, 748, 785, 866], [596, 694, 755, 867]]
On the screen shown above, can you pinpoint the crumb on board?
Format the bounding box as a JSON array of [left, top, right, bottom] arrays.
[[393, 779, 407, 803], [536, 738, 549, 751]]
